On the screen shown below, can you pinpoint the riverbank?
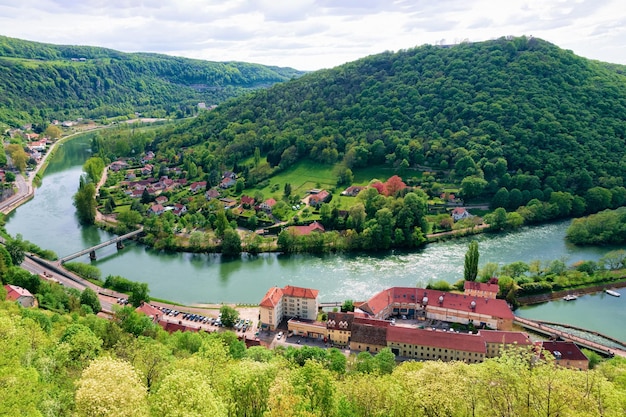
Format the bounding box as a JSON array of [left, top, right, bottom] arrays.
[[516, 279, 626, 305]]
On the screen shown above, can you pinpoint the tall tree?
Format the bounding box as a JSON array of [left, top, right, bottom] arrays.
[[464, 240, 479, 282], [73, 177, 96, 225]]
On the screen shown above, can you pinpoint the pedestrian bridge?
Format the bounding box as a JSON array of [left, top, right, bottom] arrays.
[[59, 228, 144, 263]]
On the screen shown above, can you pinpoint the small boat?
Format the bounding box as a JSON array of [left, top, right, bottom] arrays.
[[563, 294, 578, 301], [605, 289, 621, 297]]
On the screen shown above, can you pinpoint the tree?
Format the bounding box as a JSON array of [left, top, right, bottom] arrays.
[[374, 347, 396, 374], [219, 305, 239, 328], [464, 241, 479, 282], [460, 176, 488, 200], [151, 369, 226, 417], [6, 144, 27, 172], [5, 234, 27, 265], [74, 357, 149, 417], [83, 157, 105, 184], [73, 177, 96, 225], [129, 282, 150, 307], [341, 300, 355, 312], [44, 124, 62, 139], [80, 287, 101, 313], [284, 182, 292, 198], [222, 228, 242, 256]]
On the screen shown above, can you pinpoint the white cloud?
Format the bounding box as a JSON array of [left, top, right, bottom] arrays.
[[0, 0, 625, 70]]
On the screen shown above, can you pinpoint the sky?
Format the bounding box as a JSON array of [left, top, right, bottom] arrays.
[[1, 0, 625, 71]]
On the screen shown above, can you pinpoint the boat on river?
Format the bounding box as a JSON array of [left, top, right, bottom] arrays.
[[605, 289, 621, 297], [563, 294, 578, 301]]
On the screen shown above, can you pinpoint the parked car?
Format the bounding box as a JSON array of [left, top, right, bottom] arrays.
[[277, 331, 284, 339]]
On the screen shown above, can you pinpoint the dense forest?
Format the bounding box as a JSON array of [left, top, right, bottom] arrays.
[[0, 35, 304, 126], [150, 36, 626, 209], [1, 297, 626, 416]]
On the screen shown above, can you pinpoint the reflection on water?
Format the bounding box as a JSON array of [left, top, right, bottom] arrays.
[[5, 134, 626, 342]]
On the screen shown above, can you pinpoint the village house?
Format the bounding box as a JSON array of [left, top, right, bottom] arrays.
[[326, 311, 357, 347], [141, 164, 154, 176], [260, 198, 276, 213], [110, 160, 129, 172], [219, 177, 236, 189], [205, 188, 220, 200], [190, 181, 207, 193], [28, 139, 47, 152], [141, 151, 155, 164], [148, 204, 165, 215], [219, 197, 238, 209], [135, 303, 162, 323], [288, 221, 325, 236], [222, 171, 236, 180], [240, 195, 255, 208], [260, 285, 319, 331], [341, 185, 365, 197], [309, 190, 330, 207], [540, 341, 589, 370], [155, 195, 168, 205], [451, 207, 472, 222], [4, 284, 36, 307], [172, 203, 187, 216]]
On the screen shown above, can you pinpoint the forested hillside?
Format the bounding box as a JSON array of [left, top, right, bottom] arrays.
[[154, 36, 626, 202], [0, 35, 304, 126]]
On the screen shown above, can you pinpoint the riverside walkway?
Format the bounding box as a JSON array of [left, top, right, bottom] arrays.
[[59, 227, 144, 263], [514, 316, 626, 358]]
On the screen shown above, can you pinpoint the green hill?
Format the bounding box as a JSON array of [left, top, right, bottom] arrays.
[[0, 35, 304, 126], [154, 36, 626, 201]]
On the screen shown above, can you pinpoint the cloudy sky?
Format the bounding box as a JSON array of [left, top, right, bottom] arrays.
[[0, 0, 624, 70]]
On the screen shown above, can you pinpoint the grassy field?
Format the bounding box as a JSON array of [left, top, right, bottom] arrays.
[[251, 159, 338, 199]]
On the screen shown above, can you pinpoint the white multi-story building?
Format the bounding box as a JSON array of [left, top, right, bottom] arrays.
[[259, 285, 319, 331]]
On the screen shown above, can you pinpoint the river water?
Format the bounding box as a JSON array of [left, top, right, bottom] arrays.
[[6, 135, 626, 341]]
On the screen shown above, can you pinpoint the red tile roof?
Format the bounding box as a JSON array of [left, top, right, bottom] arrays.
[[290, 221, 325, 236], [241, 195, 255, 205], [479, 330, 532, 346], [464, 281, 499, 294], [4, 284, 34, 300], [260, 287, 283, 308], [540, 341, 588, 362], [158, 321, 199, 333], [360, 287, 513, 320], [135, 303, 162, 320], [282, 285, 319, 299], [387, 327, 487, 353]]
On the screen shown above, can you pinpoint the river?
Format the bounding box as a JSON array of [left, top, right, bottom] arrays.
[[5, 134, 626, 341]]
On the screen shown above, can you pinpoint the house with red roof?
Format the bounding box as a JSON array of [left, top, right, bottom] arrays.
[[4, 284, 36, 307], [349, 318, 391, 354], [135, 303, 162, 323], [155, 195, 168, 205], [172, 203, 187, 216], [259, 285, 319, 331], [452, 207, 472, 221], [240, 195, 255, 208], [148, 204, 165, 215], [205, 188, 220, 200], [341, 186, 365, 197], [288, 221, 325, 236], [219, 177, 236, 189], [540, 341, 589, 370], [190, 181, 207, 193], [260, 198, 276, 213], [309, 190, 330, 207]]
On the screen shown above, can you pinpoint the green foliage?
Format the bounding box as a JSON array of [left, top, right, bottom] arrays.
[[219, 305, 239, 328], [63, 262, 101, 281], [0, 35, 304, 126], [341, 300, 355, 312], [566, 207, 626, 245], [4, 233, 26, 265], [73, 176, 96, 225], [79, 287, 101, 313], [464, 241, 479, 282]]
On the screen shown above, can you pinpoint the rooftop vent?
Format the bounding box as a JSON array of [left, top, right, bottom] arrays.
[[470, 300, 476, 310]]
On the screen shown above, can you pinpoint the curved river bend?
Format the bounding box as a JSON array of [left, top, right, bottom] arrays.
[[6, 135, 626, 341]]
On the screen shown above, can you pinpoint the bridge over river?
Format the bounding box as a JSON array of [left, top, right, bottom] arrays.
[[514, 316, 626, 357], [59, 228, 144, 263]]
